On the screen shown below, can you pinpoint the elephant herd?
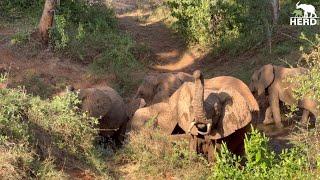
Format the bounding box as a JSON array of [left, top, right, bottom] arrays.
[[66, 64, 318, 161]]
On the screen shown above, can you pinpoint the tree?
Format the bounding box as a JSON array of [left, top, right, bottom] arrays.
[[270, 0, 280, 24], [38, 0, 56, 45]]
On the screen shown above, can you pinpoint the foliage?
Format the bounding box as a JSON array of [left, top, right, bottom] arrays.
[[50, 0, 116, 51], [2, 0, 145, 94], [289, 34, 320, 112], [0, 73, 8, 84], [51, 15, 69, 49], [10, 31, 30, 45], [0, 0, 43, 18], [166, 0, 272, 54], [0, 87, 110, 178], [209, 127, 316, 179], [48, 1, 144, 94]]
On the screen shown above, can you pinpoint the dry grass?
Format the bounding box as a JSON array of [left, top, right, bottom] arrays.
[[112, 127, 210, 179]]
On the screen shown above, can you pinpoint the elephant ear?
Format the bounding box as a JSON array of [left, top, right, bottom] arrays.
[[78, 88, 112, 118], [209, 88, 252, 140], [257, 64, 274, 95]]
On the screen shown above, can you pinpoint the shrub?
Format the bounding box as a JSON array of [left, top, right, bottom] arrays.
[[210, 127, 316, 179], [10, 31, 30, 45], [166, 0, 272, 54], [0, 86, 110, 178], [3, 0, 145, 95], [290, 33, 320, 111], [0, 0, 43, 18]]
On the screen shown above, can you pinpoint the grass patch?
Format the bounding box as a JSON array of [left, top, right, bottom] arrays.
[[114, 127, 210, 179], [2, 0, 146, 95], [0, 84, 111, 178]]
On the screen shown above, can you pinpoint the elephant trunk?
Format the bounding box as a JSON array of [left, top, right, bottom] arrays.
[[192, 70, 211, 125]]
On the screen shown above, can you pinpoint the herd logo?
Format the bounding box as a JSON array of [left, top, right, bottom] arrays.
[[290, 1, 319, 26]]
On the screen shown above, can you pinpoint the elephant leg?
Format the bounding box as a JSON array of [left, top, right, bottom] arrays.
[[207, 140, 216, 162], [189, 135, 198, 153], [114, 122, 127, 146], [301, 109, 310, 125], [263, 106, 274, 125], [269, 92, 283, 128]]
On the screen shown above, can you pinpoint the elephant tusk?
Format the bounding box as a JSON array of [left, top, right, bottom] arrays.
[[197, 130, 209, 136], [207, 123, 212, 134], [197, 123, 212, 135], [188, 121, 196, 134]]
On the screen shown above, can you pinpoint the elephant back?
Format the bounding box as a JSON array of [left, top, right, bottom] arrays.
[[129, 102, 173, 133], [208, 88, 252, 140], [98, 87, 128, 128], [78, 88, 112, 118]]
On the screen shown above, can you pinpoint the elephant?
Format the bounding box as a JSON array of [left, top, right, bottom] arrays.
[[134, 72, 259, 113], [130, 70, 254, 160], [249, 64, 318, 128], [130, 73, 258, 134], [134, 72, 194, 105], [71, 86, 129, 144]]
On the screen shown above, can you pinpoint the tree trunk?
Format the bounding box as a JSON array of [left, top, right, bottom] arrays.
[[38, 0, 56, 45], [270, 0, 280, 24]]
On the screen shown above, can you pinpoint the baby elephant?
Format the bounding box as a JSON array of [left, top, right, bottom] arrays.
[[71, 86, 129, 144], [250, 64, 318, 128], [134, 72, 194, 105]]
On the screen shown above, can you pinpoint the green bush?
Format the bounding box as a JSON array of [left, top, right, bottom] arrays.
[[167, 0, 271, 54], [0, 86, 110, 178], [2, 0, 145, 94], [0, 0, 43, 17], [210, 127, 316, 179], [48, 1, 144, 94], [49, 1, 116, 52], [290, 34, 320, 111]]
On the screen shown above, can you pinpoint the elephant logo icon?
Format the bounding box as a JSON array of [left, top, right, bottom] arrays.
[[290, 1, 319, 25], [295, 1, 317, 18]]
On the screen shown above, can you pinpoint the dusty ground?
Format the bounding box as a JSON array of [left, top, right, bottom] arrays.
[[110, 0, 204, 73]]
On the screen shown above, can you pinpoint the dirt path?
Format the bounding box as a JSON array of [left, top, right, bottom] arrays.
[[110, 0, 202, 72]]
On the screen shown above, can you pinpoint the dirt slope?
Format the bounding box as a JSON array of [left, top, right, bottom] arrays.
[[111, 0, 202, 72]]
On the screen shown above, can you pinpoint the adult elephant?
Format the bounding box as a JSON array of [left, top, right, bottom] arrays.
[[130, 70, 253, 160], [72, 86, 129, 144], [249, 64, 318, 128]]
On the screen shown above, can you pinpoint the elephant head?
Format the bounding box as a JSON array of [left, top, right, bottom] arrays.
[[187, 71, 252, 159], [190, 72, 252, 137], [134, 75, 159, 104], [250, 64, 275, 96]]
